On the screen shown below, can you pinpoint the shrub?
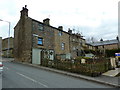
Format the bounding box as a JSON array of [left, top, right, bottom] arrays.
[[75, 56, 92, 60], [41, 57, 111, 77], [106, 49, 120, 57]]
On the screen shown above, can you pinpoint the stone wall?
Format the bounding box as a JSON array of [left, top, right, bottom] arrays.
[[2, 37, 14, 57], [14, 6, 87, 62], [14, 16, 32, 62], [32, 20, 54, 50], [70, 34, 85, 58], [97, 44, 119, 50], [54, 29, 70, 55]]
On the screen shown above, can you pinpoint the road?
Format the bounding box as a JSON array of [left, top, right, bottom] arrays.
[[2, 60, 114, 88]]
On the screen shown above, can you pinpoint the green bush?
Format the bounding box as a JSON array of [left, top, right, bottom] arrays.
[[75, 56, 83, 60], [106, 49, 120, 57], [41, 57, 110, 77], [75, 56, 92, 60]]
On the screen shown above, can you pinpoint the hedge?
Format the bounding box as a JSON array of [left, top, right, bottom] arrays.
[[41, 58, 111, 77], [105, 49, 120, 57]]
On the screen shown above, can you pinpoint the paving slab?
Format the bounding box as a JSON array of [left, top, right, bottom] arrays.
[[102, 68, 120, 77]]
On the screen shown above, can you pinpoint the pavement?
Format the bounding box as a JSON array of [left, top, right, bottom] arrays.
[[11, 60, 120, 88], [102, 68, 120, 77]]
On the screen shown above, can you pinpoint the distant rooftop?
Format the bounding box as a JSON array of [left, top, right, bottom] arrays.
[[88, 39, 118, 46]]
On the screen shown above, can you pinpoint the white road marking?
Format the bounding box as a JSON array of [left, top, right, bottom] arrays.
[[16, 72, 48, 88]]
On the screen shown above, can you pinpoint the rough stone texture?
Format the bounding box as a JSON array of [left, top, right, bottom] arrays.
[[14, 7, 32, 62], [69, 34, 86, 59], [54, 29, 70, 55], [85, 44, 96, 50], [32, 20, 54, 50], [2, 37, 14, 57], [14, 6, 87, 62], [97, 44, 119, 50]]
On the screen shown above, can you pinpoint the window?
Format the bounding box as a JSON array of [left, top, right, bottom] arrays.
[[32, 24, 35, 30], [38, 23, 43, 31], [61, 43, 65, 50], [38, 37, 43, 45], [73, 39, 75, 41], [76, 49, 79, 56], [103, 45, 104, 48], [80, 40, 82, 46], [58, 31, 62, 36], [73, 47, 76, 50]]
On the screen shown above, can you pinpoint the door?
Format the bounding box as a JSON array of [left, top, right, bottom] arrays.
[[49, 50, 54, 60], [32, 48, 42, 64]]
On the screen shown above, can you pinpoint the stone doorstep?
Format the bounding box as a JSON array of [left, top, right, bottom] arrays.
[[13, 61, 120, 88], [102, 68, 120, 77]]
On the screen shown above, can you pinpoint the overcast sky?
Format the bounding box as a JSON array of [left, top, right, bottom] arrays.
[[0, 0, 119, 41]]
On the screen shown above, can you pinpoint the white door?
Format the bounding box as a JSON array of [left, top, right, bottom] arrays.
[[32, 48, 42, 64]]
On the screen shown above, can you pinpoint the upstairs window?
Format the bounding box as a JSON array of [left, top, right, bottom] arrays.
[[32, 24, 35, 30], [73, 47, 76, 50], [73, 39, 75, 41], [32, 23, 36, 31], [38, 23, 43, 31], [61, 43, 65, 50], [58, 31, 62, 36], [38, 37, 43, 45]]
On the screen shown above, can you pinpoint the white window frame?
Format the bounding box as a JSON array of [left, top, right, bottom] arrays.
[[61, 43, 65, 50]]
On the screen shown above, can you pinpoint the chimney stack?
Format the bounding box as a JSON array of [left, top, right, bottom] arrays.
[[116, 36, 119, 41], [58, 26, 63, 30], [20, 5, 28, 18], [43, 18, 50, 25], [100, 38, 103, 42], [68, 28, 72, 34]]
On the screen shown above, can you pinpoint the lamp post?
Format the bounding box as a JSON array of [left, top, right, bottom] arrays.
[[0, 19, 10, 58]]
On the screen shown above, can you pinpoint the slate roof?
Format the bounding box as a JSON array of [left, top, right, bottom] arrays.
[[88, 39, 119, 46]]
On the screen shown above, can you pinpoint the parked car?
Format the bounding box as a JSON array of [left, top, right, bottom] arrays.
[[0, 62, 3, 73]]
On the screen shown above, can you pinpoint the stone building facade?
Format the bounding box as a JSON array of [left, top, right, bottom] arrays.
[[68, 29, 86, 59], [89, 39, 119, 50], [85, 43, 96, 51], [54, 27, 71, 60], [14, 6, 32, 62], [2, 37, 14, 57], [14, 6, 86, 64]]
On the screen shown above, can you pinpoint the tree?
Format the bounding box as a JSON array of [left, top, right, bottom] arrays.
[[86, 37, 98, 43]]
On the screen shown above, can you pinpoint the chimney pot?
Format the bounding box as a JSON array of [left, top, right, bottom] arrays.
[[58, 26, 63, 30], [43, 18, 50, 25], [68, 28, 72, 34], [25, 5, 27, 8], [20, 5, 28, 18]]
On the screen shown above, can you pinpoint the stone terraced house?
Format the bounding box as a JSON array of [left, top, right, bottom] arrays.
[[14, 6, 85, 64], [2, 37, 14, 58], [89, 38, 119, 50]]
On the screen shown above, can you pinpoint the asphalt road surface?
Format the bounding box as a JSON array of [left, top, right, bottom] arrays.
[[2, 61, 114, 88]]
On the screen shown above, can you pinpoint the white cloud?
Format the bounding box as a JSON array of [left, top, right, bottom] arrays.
[[0, 0, 119, 40]]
